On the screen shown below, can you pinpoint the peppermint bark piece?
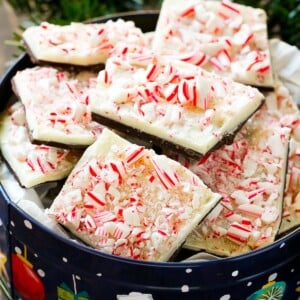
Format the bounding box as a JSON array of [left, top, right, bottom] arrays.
[[182, 102, 290, 256], [22, 19, 147, 66], [12, 66, 104, 148], [0, 102, 81, 188], [90, 54, 264, 158], [48, 128, 221, 261], [152, 0, 274, 88], [282, 135, 300, 234], [263, 83, 300, 234]]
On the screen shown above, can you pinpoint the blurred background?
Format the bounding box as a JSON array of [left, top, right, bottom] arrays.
[[0, 0, 300, 75], [0, 1, 21, 75]]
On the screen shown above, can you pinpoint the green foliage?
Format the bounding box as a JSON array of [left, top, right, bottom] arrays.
[[6, 0, 160, 23]]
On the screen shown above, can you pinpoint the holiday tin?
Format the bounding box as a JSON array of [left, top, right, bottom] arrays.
[[0, 11, 299, 300]]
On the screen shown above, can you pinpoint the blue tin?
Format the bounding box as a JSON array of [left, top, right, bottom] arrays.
[[0, 11, 299, 300]]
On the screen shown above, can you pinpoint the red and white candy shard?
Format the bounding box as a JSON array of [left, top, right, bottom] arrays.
[[12, 66, 104, 147], [152, 0, 274, 88], [91, 53, 264, 157], [22, 19, 147, 66], [48, 128, 221, 261], [0, 102, 80, 188], [181, 100, 290, 256]]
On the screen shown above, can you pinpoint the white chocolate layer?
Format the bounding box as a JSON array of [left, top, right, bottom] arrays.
[[152, 0, 274, 87], [23, 20, 147, 66], [48, 128, 221, 261], [91, 54, 264, 156], [12, 66, 104, 147], [0, 102, 80, 188]]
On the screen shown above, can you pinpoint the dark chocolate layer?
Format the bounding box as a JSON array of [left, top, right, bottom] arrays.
[[23, 41, 105, 72], [92, 98, 265, 160]]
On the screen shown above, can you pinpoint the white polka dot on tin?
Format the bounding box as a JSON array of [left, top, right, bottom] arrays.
[[181, 285, 189, 293], [279, 242, 285, 248], [220, 294, 231, 300], [37, 269, 45, 277], [291, 269, 295, 273], [247, 282, 252, 287], [62, 257, 68, 263], [10, 221, 15, 227], [24, 219, 32, 229], [96, 273, 102, 277], [14, 246, 21, 255], [268, 273, 277, 282], [231, 270, 239, 277], [185, 268, 192, 274]]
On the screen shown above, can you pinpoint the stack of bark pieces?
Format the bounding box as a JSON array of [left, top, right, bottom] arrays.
[[0, 0, 299, 260]]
